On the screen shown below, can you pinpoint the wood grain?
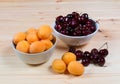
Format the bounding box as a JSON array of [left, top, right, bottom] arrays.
[[0, 0, 120, 84]]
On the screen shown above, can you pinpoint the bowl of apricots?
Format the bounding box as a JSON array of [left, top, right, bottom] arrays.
[[12, 25, 57, 65]]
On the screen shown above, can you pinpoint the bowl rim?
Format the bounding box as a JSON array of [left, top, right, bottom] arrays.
[[11, 35, 57, 56], [52, 21, 99, 39]]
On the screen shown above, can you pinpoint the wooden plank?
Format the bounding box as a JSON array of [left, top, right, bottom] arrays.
[[0, 0, 120, 84]]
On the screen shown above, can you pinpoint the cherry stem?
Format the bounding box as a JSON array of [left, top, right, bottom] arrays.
[[96, 19, 100, 24], [80, 12, 82, 15], [98, 42, 108, 51]]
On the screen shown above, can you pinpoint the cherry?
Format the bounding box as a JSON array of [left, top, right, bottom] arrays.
[[66, 14, 73, 19], [72, 12, 79, 19], [92, 54, 99, 64], [56, 16, 64, 23], [54, 24, 62, 31], [97, 57, 105, 66], [68, 47, 76, 53], [99, 49, 108, 57], [54, 12, 96, 36], [68, 42, 109, 67], [91, 48, 99, 55], [81, 13, 89, 20], [83, 51, 91, 59], [81, 58, 90, 66], [60, 30, 65, 35], [70, 19, 78, 27], [75, 50, 83, 61]]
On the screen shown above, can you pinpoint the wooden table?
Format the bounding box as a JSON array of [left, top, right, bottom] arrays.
[[0, 0, 120, 84]]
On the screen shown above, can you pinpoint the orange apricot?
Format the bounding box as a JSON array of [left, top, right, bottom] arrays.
[[62, 52, 76, 65], [13, 32, 26, 44], [26, 33, 39, 44], [38, 25, 52, 39], [29, 41, 46, 53], [26, 28, 38, 34], [47, 34, 53, 40], [41, 39, 53, 50], [52, 59, 66, 74], [16, 40, 30, 53], [67, 61, 84, 76]]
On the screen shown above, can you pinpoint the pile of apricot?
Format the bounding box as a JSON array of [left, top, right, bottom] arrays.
[[13, 25, 54, 53], [52, 52, 84, 76]]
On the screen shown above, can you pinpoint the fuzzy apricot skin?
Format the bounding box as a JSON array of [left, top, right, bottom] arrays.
[[16, 40, 30, 53], [37, 25, 52, 39], [29, 41, 46, 53], [67, 61, 84, 76], [48, 34, 53, 40], [13, 32, 26, 45], [26, 33, 39, 44], [26, 28, 38, 34], [41, 39, 53, 50], [52, 59, 66, 74], [62, 52, 76, 65]]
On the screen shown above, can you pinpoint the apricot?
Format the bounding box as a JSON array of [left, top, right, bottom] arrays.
[[29, 41, 46, 53], [13, 32, 26, 44], [26, 28, 38, 34], [67, 61, 84, 76], [41, 39, 53, 50], [38, 25, 52, 39], [48, 34, 53, 40], [52, 59, 66, 74], [16, 40, 30, 53], [26, 33, 39, 44], [62, 52, 76, 65]]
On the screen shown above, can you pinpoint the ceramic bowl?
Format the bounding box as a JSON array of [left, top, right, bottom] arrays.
[[11, 35, 57, 65], [52, 21, 99, 46]]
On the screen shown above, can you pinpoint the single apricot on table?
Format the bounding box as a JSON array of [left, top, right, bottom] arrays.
[[38, 25, 52, 39], [67, 61, 84, 76], [52, 59, 66, 74], [62, 52, 76, 65], [16, 40, 30, 53], [13, 32, 26, 44], [29, 41, 46, 53]]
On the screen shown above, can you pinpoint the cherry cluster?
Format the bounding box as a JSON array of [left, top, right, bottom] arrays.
[[54, 12, 96, 36], [69, 47, 108, 67]]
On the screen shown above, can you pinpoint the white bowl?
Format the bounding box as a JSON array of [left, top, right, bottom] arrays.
[[11, 36, 57, 65], [52, 22, 99, 46]]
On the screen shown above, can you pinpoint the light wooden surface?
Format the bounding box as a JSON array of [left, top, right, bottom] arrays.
[[0, 0, 120, 84]]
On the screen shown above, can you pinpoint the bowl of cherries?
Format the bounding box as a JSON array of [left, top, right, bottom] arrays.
[[53, 12, 99, 46]]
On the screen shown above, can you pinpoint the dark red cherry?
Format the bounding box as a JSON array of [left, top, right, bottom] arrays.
[[56, 16, 64, 23], [66, 14, 73, 19], [54, 12, 96, 36], [83, 51, 91, 59], [55, 24, 62, 31], [91, 54, 99, 64], [75, 50, 83, 61], [69, 47, 76, 53], [97, 57, 105, 66], [91, 48, 99, 55], [70, 19, 78, 28], [81, 13, 89, 20], [99, 49, 108, 57], [90, 26, 96, 32], [72, 12, 79, 18], [81, 58, 90, 66], [60, 30, 66, 35]]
